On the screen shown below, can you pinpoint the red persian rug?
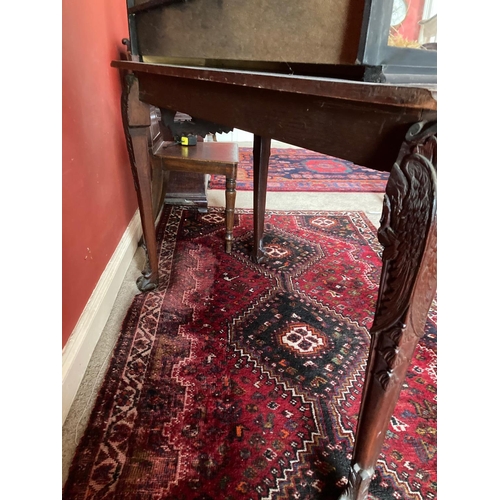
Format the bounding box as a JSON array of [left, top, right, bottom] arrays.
[[208, 148, 390, 192], [63, 207, 436, 500]]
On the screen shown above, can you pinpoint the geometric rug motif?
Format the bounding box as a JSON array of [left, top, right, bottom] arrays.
[[208, 148, 390, 192], [63, 207, 437, 500]]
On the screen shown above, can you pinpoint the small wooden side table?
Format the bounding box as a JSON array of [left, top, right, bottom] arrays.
[[153, 140, 239, 253]]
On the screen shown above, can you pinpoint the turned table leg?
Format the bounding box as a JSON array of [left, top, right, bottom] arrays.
[[340, 121, 437, 500], [121, 73, 159, 292], [252, 135, 271, 262]]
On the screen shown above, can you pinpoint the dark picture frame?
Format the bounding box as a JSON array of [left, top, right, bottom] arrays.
[[358, 0, 437, 83]]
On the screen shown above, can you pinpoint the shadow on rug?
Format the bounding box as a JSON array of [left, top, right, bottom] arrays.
[[63, 207, 436, 500], [208, 148, 390, 192]]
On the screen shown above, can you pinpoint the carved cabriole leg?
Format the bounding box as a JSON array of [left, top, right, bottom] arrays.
[[252, 135, 271, 262], [121, 73, 159, 292], [340, 121, 437, 500], [225, 170, 237, 253]]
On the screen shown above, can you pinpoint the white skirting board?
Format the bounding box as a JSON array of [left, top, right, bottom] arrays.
[[62, 209, 142, 425]]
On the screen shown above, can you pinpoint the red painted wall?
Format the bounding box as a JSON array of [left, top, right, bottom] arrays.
[[62, 0, 138, 348]]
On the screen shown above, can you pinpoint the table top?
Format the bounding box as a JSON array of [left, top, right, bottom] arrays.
[[113, 60, 437, 171], [111, 60, 437, 111]]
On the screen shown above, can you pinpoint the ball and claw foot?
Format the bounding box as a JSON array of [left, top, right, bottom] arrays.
[[136, 270, 158, 292]]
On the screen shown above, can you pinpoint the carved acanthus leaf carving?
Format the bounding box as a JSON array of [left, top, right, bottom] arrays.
[[371, 121, 437, 391], [373, 126, 437, 334]]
